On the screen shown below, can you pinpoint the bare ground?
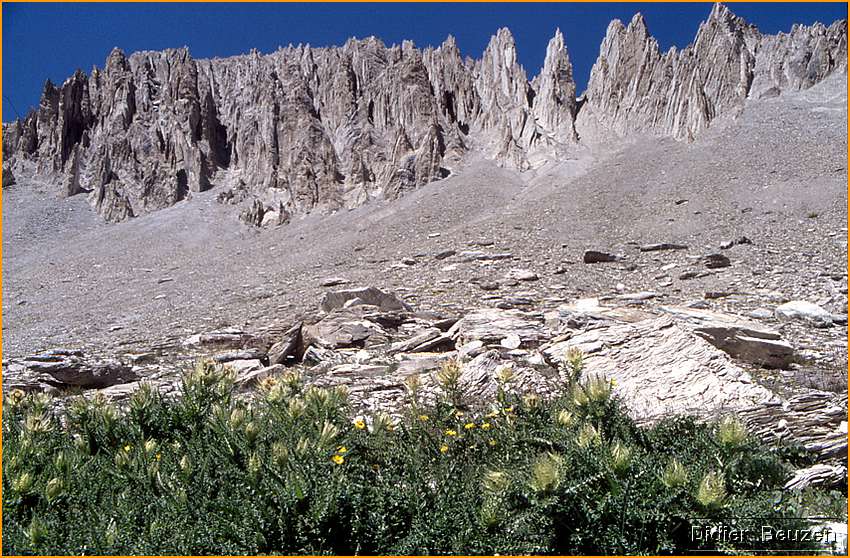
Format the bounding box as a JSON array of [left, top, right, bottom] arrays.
[[3, 72, 847, 395]]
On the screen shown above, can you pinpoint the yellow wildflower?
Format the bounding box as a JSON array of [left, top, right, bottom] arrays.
[[418, 414, 429, 422], [488, 439, 497, 447], [155, 453, 162, 462], [481, 422, 492, 430], [332, 454, 345, 465], [445, 429, 458, 437], [610, 378, 618, 387], [503, 406, 514, 414], [440, 444, 449, 453], [353, 419, 366, 430], [123, 444, 132, 452], [464, 422, 476, 430], [337, 446, 348, 454]]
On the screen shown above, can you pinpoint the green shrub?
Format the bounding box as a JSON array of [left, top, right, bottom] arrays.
[[2, 359, 842, 555]]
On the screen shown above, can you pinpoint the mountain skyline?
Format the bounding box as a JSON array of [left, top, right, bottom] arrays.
[[3, 2, 848, 119], [4, 1, 845, 227]]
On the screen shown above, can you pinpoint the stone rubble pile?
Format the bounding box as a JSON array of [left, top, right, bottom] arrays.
[[5, 286, 845, 480]]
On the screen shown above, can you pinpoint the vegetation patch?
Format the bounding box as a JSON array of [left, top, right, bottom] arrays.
[[2, 356, 844, 555]]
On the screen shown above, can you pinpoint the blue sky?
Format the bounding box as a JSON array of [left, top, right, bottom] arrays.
[[3, 2, 847, 120]]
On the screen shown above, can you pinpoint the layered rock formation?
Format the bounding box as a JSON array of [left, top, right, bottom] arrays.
[[3, 3, 846, 222]]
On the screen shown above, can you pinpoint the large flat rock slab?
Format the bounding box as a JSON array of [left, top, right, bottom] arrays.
[[542, 317, 776, 420]]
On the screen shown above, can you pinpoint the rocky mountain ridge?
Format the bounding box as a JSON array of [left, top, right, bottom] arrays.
[[3, 3, 847, 223]]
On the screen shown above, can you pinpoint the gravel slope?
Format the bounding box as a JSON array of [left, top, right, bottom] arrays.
[[3, 72, 847, 394]]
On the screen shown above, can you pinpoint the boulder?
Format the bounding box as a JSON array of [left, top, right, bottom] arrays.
[[703, 253, 731, 269], [453, 308, 546, 348], [320, 287, 411, 313], [395, 353, 457, 377], [213, 349, 268, 364], [360, 309, 410, 329], [542, 317, 776, 420], [583, 250, 620, 264], [389, 327, 446, 354], [22, 352, 137, 389], [267, 323, 305, 365], [303, 311, 389, 349], [659, 306, 795, 369], [98, 381, 165, 401], [458, 350, 551, 402], [234, 364, 286, 390], [775, 300, 834, 328]]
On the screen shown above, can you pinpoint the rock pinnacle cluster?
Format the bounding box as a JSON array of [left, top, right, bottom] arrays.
[[3, 3, 846, 223]]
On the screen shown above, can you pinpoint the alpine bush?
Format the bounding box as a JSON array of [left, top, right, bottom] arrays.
[[2, 359, 843, 555]]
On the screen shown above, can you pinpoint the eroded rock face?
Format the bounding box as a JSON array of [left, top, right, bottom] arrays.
[[582, 6, 760, 141], [3, 4, 845, 222], [581, 4, 846, 141], [532, 29, 578, 141], [750, 19, 848, 99], [2, 163, 14, 188]]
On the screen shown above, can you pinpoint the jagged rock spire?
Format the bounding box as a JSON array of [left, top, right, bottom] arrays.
[[582, 2, 842, 141], [2, 6, 846, 223], [532, 28, 578, 140]]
